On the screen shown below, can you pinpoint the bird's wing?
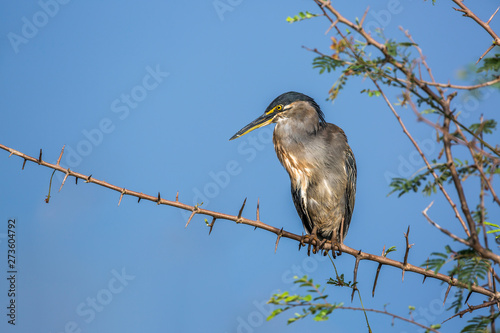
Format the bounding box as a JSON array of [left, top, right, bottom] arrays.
[[342, 146, 357, 237], [291, 186, 314, 235]]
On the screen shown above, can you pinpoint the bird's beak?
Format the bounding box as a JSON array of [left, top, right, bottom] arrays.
[[229, 112, 275, 141]]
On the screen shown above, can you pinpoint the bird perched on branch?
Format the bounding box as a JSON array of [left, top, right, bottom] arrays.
[[230, 92, 356, 252]]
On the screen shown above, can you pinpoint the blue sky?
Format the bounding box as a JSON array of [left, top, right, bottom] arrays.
[[1, 1, 499, 332]]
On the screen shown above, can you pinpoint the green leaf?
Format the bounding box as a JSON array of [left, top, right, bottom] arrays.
[[302, 294, 312, 302], [313, 56, 345, 74], [484, 221, 500, 228], [385, 246, 397, 256], [266, 308, 283, 321], [421, 108, 437, 114], [385, 40, 398, 57], [398, 42, 417, 47], [286, 11, 318, 23], [469, 119, 497, 135]]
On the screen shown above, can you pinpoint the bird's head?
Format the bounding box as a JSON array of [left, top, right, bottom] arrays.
[[229, 91, 326, 140]]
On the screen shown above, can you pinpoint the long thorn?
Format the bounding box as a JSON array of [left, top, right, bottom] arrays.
[[464, 290, 473, 304], [185, 211, 196, 228], [59, 170, 70, 192], [208, 217, 216, 235], [237, 198, 247, 220], [486, 6, 500, 25], [444, 284, 452, 305], [275, 228, 283, 253], [476, 44, 495, 64], [372, 263, 382, 297], [359, 6, 369, 27], [57, 145, 65, 165], [118, 189, 126, 206], [256, 198, 260, 221]]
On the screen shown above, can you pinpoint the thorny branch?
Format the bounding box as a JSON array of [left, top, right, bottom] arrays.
[[451, 0, 500, 63], [338, 306, 441, 333], [1, 142, 498, 302], [443, 299, 500, 324]]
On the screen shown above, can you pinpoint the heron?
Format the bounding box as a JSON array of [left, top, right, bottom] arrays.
[[229, 91, 356, 253]]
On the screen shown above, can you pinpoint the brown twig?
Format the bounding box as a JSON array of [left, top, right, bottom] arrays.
[[452, 1, 500, 62], [338, 306, 441, 333], [402, 226, 413, 281], [452, 1, 500, 42], [441, 116, 479, 240], [422, 202, 470, 246], [443, 299, 498, 323], [415, 76, 500, 90]]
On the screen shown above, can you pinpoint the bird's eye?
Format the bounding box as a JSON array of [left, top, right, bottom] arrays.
[[276, 105, 283, 111]]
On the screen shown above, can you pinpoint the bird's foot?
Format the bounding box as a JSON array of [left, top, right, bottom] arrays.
[[299, 227, 320, 255], [330, 234, 342, 258]]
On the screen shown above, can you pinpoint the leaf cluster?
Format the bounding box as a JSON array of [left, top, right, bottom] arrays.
[[267, 275, 340, 324], [422, 246, 491, 314], [388, 158, 480, 197], [461, 313, 500, 333]]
